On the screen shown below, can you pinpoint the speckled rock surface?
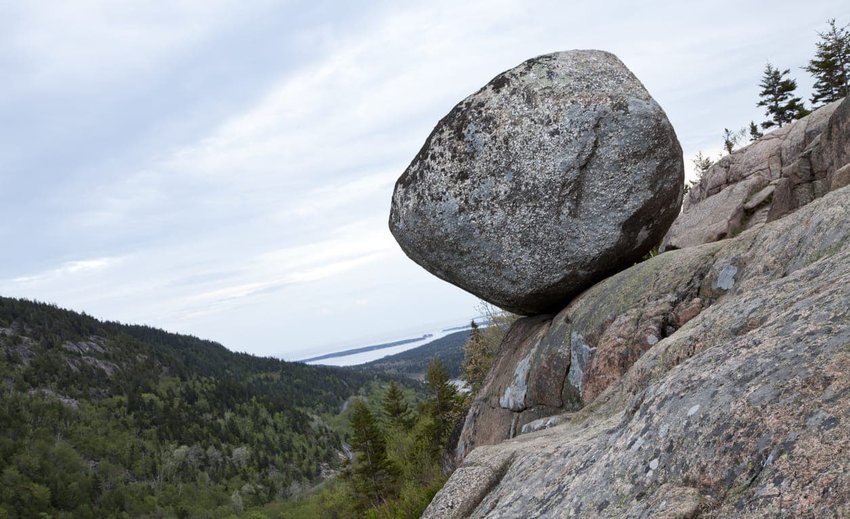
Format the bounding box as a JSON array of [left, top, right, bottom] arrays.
[[663, 96, 849, 250], [389, 50, 684, 315], [431, 186, 850, 518]]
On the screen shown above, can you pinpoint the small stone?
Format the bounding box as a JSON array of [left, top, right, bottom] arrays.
[[674, 298, 703, 327], [715, 265, 738, 291], [830, 163, 850, 191], [630, 436, 645, 452], [744, 184, 776, 210]]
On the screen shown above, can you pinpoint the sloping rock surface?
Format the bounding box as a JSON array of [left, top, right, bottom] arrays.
[[429, 185, 850, 518], [664, 97, 849, 250], [390, 50, 683, 315]]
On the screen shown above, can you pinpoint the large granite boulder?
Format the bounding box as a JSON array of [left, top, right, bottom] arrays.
[[427, 184, 850, 518], [457, 182, 812, 457], [390, 50, 684, 315], [663, 96, 849, 250]]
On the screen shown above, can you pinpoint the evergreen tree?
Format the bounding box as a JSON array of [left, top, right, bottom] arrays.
[[748, 121, 764, 142], [349, 400, 397, 509], [722, 127, 746, 154], [460, 303, 518, 395], [692, 152, 713, 176], [425, 359, 461, 452], [804, 19, 850, 106], [0, 295, 382, 517], [381, 381, 410, 428], [461, 321, 492, 392], [757, 63, 809, 129], [688, 151, 714, 192]]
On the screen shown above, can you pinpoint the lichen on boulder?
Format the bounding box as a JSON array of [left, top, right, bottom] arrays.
[[390, 50, 684, 315], [428, 185, 850, 518]]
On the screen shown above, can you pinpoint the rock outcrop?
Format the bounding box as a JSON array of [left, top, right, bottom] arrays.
[[424, 96, 850, 517], [390, 50, 683, 315], [663, 97, 850, 250], [389, 47, 850, 516], [428, 183, 850, 518], [454, 134, 850, 456]]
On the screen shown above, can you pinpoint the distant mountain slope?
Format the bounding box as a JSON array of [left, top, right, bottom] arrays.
[[356, 329, 471, 380], [0, 296, 381, 518], [299, 334, 431, 362]]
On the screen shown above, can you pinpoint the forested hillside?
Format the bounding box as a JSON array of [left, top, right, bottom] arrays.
[[356, 330, 470, 380], [0, 297, 381, 518]]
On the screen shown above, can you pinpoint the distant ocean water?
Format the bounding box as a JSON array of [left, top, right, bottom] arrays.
[[303, 326, 470, 367]]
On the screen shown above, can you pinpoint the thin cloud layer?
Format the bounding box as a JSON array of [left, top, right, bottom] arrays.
[[0, 0, 845, 357]]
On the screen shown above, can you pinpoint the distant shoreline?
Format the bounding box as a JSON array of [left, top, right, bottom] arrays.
[[297, 334, 433, 362]]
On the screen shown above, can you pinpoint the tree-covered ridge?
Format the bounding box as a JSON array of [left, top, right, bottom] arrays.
[[0, 296, 380, 518], [355, 329, 471, 380], [272, 360, 466, 519]]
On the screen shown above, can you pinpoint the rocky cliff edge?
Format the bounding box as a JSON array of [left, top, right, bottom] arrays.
[[425, 99, 850, 518]]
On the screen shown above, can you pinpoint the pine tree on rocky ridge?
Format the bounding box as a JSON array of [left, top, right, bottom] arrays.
[[461, 321, 492, 393], [804, 18, 850, 106], [748, 121, 764, 142], [722, 127, 746, 154], [757, 63, 809, 129], [425, 358, 461, 453], [349, 400, 398, 510]]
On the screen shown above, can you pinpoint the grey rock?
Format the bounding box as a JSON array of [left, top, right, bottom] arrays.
[[455, 315, 551, 460], [831, 163, 850, 191], [567, 331, 594, 396], [823, 95, 850, 179], [664, 97, 848, 250], [428, 185, 850, 518], [498, 349, 533, 411], [419, 466, 495, 519], [664, 176, 767, 249], [450, 181, 850, 478], [743, 184, 775, 211], [390, 50, 684, 315], [714, 264, 737, 290]]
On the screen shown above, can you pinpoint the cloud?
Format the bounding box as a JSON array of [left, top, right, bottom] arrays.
[[9, 257, 122, 285], [271, 170, 399, 221], [2, 0, 846, 357], [1, 1, 272, 91]]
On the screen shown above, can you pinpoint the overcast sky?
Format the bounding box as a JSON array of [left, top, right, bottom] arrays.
[[0, 1, 845, 359]]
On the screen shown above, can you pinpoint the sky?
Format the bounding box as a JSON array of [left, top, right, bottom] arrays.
[[0, 0, 846, 359]]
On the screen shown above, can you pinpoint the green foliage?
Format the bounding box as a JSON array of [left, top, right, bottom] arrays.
[[461, 302, 518, 392], [688, 151, 714, 191], [461, 321, 492, 393], [757, 63, 809, 129], [356, 330, 470, 380], [748, 121, 764, 142], [722, 127, 746, 154], [424, 359, 463, 453], [804, 18, 850, 106], [270, 373, 459, 519], [0, 296, 384, 518], [692, 151, 714, 175], [381, 381, 411, 428], [349, 400, 400, 510], [264, 479, 357, 518]]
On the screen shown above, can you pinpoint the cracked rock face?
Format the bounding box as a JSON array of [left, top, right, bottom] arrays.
[[389, 50, 684, 315], [429, 186, 850, 518], [663, 96, 850, 250]]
